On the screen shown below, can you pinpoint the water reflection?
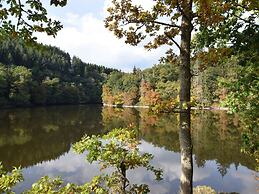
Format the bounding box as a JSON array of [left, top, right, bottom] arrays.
[[102, 107, 257, 193], [0, 105, 257, 193], [179, 110, 193, 194], [102, 107, 256, 171], [0, 105, 103, 170]]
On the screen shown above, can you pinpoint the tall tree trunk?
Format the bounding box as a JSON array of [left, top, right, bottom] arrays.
[[179, 110, 193, 194], [179, 1, 193, 194], [179, 1, 192, 111]]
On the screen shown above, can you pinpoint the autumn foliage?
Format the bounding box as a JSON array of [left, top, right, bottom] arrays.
[[102, 63, 180, 112]]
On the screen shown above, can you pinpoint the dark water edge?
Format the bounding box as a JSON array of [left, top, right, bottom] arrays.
[[0, 105, 258, 194], [0, 103, 103, 110]]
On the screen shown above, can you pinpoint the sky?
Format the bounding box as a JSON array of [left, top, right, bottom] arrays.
[[37, 0, 170, 72]]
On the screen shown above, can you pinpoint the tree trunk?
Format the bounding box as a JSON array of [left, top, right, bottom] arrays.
[[179, 1, 193, 111], [179, 1, 193, 194]]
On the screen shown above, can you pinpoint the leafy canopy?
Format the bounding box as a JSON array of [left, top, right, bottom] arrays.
[[73, 127, 163, 193], [105, 0, 258, 61], [0, 0, 67, 41], [106, 1, 229, 47]]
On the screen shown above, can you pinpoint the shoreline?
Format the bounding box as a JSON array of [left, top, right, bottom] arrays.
[[103, 104, 149, 109], [0, 103, 229, 111], [103, 104, 229, 111]]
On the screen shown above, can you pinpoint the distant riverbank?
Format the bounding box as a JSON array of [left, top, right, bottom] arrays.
[[103, 103, 229, 111], [1, 103, 229, 111], [103, 104, 149, 109]]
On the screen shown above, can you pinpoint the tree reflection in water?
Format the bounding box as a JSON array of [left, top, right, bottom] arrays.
[[102, 107, 257, 193], [179, 110, 193, 194], [0, 105, 103, 170]]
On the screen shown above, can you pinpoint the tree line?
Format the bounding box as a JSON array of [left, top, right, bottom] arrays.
[[102, 62, 180, 112], [0, 38, 117, 107]]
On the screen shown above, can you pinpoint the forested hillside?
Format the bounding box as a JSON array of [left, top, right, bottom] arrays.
[[0, 38, 117, 107]]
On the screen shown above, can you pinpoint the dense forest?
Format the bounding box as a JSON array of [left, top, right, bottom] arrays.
[[0, 38, 117, 107]]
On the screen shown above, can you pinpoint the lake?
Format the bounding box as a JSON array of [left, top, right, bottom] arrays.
[[0, 105, 257, 194]]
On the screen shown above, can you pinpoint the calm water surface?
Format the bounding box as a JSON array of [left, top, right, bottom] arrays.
[[0, 105, 257, 194]]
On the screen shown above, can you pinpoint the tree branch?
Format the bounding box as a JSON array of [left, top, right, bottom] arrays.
[[234, 14, 259, 27], [234, 3, 259, 11], [176, 0, 189, 21], [152, 20, 181, 28], [17, 0, 22, 29], [16, 0, 34, 30], [124, 19, 181, 29], [165, 32, 181, 51], [134, 23, 145, 33]]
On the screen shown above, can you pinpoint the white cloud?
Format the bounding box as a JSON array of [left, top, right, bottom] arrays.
[[37, 1, 168, 72], [103, 0, 155, 15]]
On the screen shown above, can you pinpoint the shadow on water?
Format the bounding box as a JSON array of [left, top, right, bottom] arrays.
[[0, 105, 257, 193]]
